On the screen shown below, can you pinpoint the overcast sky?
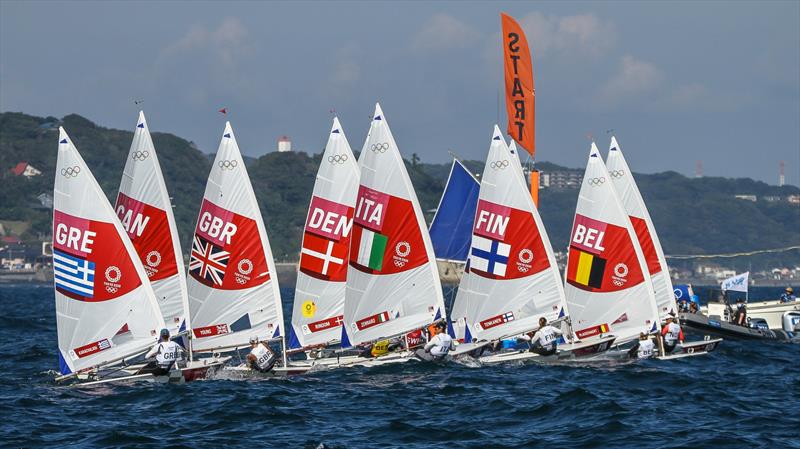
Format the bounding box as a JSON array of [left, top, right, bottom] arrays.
[[2, 1, 798, 185]]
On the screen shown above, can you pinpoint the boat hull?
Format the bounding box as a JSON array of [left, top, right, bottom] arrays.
[[705, 300, 799, 330], [476, 336, 617, 365], [679, 313, 789, 340]]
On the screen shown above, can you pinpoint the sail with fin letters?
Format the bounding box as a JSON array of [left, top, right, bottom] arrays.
[[451, 126, 566, 343], [564, 143, 659, 344], [187, 122, 284, 352], [289, 117, 360, 349], [342, 103, 445, 347], [606, 136, 677, 320], [114, 111, 190, 337], [53, 127, 165, 376]]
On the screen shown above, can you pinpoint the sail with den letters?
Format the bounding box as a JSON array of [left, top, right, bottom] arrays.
[[606, 136, 678, 320], [451, 126, 566, 343], [187, 122, 284, 352], [114, 111, 190, 336], [564, 143, 659, 344], [342, 103, 446, 347], [53, 127, 165, 375], [289, 117, 360, 349]]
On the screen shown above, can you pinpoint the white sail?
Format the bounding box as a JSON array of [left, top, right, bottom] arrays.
[[606, 136, 677, 320], [114, 111, 189, 336], [53, 127, 165, 375], [508, 140, 526, 181], [564, 143, 659, 344], [342, 103, 445, 346], [290, 117, 360, 349], [187, 122, 283, 352], [452, 126, 566, 342]]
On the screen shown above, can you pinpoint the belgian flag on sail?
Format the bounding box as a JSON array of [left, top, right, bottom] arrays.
[[567, 247, 606, 289]]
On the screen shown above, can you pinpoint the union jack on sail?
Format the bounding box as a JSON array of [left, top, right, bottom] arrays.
[[189, 235, 229, 286]]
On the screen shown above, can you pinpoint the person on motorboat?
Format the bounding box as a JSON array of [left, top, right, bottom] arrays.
[[139, 328, 184, 376], [732, 299, 747, 326], [519, 317, 563, 356], [678, 299, 690, 313], [628, 332, 655, 359], [415, 321, 454, 362], [780, 287, 796, 303], [689, 302, 700, 314], [247, 336, 277, 373], [660, 314, 684, 354]]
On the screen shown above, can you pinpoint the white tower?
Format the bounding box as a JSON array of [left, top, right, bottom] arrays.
[[277, 136, 292, 152]]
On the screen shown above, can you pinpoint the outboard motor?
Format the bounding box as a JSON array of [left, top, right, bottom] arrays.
[[783, 311, 800, 333], [748, 317, 770, 331]]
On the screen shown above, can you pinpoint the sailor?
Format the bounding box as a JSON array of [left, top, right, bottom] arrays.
[[140, 328, 183, 376], [415, 322, 454, 362], [732, 299, 748, 326], [247, 336, 277, 373], [780, 287, 796, 303], [660, 314, 684, 354], [628, 332, 655, 359], [519, 317, 563, 356]]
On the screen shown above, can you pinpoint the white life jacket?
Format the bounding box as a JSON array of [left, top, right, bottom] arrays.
[[429, 333, 454, 358], [664, 322, 681, 345], [535, 326, 560, 350], [250, 344, 275, 370], [154, 341, 181, 368], [637, 339, 655, 359]]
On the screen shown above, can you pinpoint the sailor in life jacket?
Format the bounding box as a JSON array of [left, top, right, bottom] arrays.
[[660, 314, 684, 354], [628, 332, 656, 359], [140, 328, 184, 376], [519, 317, 564, 356], [415, 321, 454, 362], [247, 336, 277, 373]]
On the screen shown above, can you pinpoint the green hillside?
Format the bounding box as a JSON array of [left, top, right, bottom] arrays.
[[1, 112, 798, 269]]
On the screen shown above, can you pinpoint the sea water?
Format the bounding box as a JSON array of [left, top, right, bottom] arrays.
[[1, 285, 798, 449]]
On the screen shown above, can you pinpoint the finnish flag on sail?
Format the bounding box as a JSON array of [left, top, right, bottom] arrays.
[[53, 249, 95, 298], [721, 272, 749, 293], [470, 235, 510, 277]]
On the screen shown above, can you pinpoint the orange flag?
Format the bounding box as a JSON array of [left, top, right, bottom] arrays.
[[501, 13, 535, 158]]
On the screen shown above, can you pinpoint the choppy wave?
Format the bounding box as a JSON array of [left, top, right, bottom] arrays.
[[1, 285, 798, 448]]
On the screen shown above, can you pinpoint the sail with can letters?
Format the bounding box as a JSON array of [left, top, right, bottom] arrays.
[[53, 127, 165, 375], [342, 103, 445, 347], [564, 143, 659, 344], [114, 111, 189, 337], [289, 117, 360, 349], [606, 136, 677, 320], [451, 126, 566, 343], [187, 122, 284, 352]]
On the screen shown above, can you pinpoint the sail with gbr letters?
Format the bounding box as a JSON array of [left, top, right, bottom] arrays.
[[289, 117, 360, 349], [564, 143, 659, 344], [606, 136, 677, 320], [187, 122, 284, 352], [53, 127, 165, 375], [114, 111, 189, 336], [342, 103, 445, 347], [451, 126, 566, 343]]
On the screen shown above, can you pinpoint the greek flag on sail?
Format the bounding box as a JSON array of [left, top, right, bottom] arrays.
[[53, 249, 95, 298]]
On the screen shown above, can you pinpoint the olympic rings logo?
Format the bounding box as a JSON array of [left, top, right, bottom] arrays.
[[105, 266, 122, 283], [490, 160, 509, 170], [328, 154, 349, 164], [370, 142, 389, 153], [146, 251, 161, 268], [518, 248, 534, 264], [218, 160, 238, 170], [587, 177, 606, 186], [395, 241, 411, 257], [609, 170, 625, 179], [60, 166, 81, 178], [132, 151, 150, 161]]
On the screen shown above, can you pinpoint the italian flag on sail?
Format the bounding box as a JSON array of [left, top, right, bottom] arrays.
[[354, 226, 387, 270]]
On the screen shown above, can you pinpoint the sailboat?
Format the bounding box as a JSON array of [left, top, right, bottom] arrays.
[[114, 111, 227, 380], [53, 127, 168, 385], [605, 136, 678, 321], [335, 103, 446, 367], [288, 117, 359, 355], [449, 127, 613, 363], [564, 143, 660, 347], [187, 122, 302, 375]]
